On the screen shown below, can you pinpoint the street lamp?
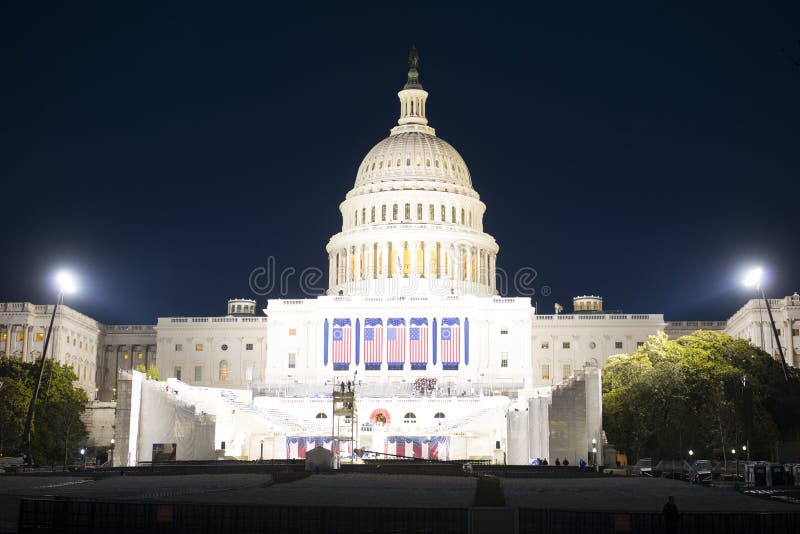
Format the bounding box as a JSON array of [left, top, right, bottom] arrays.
[[743, 267, 789, 381], [80, 448, 86, 469], [22, 271, 77, 465], [110, 439, 115, 467], [688, 449, 694, 459]]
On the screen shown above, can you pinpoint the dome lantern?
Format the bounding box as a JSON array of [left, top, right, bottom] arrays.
[[397, 47, 429, 127]]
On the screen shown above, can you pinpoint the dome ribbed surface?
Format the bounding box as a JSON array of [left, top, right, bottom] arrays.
[[353, 131, 473, 191]]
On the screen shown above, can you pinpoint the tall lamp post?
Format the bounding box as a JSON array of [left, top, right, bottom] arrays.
[[22, 271, 77, 465], [744, 267, 789, 381]]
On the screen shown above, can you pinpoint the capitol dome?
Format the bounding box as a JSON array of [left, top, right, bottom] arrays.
[[350, 132, 476, 199], [326, 48, 499, 298]]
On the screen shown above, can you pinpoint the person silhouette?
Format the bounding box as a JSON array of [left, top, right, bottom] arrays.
[[662, 496, 679, 534]]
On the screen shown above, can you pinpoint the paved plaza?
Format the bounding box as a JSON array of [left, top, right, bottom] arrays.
[[1, 471, 797, 532]]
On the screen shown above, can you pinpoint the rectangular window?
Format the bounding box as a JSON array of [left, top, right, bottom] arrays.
[[615, 341, 623, 349], [175, 366, 182, 381], [500, 352, 508, 368], [541, 341, 549, 349], [562, 341, 570, 349], [196, 344, 204, 351], [636, 341, 644, 347], [289, 328, 297, 336], [245, 366, 253, 381], [36, 332, 44, 341], [175, 344, 183, 352], [137, 352, 143, 360], [793, 329, 799, 337], [563, 364, 571, 379], [500, 327, 508, 335], [194, 366, 202, 382], [246, 343, 254, 351], [776, 329, 782, 337], [288, 352, 296, 369], [1, 333, 6, 341], [123, 353, 129, 360], [18, 332, 25, 341], [541, 364, 550, 381]]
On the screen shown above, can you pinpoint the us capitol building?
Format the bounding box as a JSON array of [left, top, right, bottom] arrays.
[[2, 50, 798, 465]]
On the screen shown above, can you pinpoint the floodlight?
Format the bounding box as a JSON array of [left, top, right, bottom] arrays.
[[56, 271, 77, 294], [743, 267, 763, 288]]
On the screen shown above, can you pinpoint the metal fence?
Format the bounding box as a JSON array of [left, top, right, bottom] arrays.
[[18, 499, 800, 533], [518, 508, 800, 534], [18, 499, 468, 534]]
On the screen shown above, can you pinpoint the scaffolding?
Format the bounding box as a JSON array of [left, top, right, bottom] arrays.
[[332, 377, 358, 463]]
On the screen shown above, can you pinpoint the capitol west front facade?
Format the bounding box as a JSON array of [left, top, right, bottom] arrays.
[[2, 51, 798, 465]]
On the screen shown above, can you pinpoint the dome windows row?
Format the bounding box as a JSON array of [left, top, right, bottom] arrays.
[[358, 156, 466, 179], [349, 202, 478, 230]]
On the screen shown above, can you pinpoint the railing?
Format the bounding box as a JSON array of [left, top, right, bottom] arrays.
[[17, 499, 800, 534], [535, 313, 664, 322], [165, 317, 268, 324]]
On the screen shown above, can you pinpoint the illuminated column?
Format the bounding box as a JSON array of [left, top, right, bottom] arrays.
[[22, 325, 30, 362], [489, 254, 496, 290], [409, 240, 418, 278], [329, 254, 336, 289]]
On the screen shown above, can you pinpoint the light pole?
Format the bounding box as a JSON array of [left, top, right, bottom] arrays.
[[732, 448, 738, 480], [591, 438, 597, 468], [742, 444, 748, 462], [744, 267, 789, 381], [80, 448, 86, 469], [22, 271, 77, 465], [688, 449, 694, 461], [110, 439, 115, 467]]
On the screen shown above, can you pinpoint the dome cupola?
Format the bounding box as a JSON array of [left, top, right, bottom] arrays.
[[326, 49, 500, 298]]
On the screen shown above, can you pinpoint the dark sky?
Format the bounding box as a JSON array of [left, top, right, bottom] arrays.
[[1, 3, 798, 325]]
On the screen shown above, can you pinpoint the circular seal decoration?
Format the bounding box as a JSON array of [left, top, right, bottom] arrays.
[[221, 344, 228, 351], [589, 341, 596, 349]]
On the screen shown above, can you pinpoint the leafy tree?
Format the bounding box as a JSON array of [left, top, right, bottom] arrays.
[[0, 359, 88, 465], [135, 363, 161, 380], [603, 331, 795, 463]]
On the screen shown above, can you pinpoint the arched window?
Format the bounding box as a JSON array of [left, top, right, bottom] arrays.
[[362, 207, 366, 224], [451, 206, 456, 223], [434, 412, 446, 419], [469, 211, 472, 227], [417, 203, 423, 220], [460, 208, 465, 225], [404, 203, 410, 220], [315, 412, 328, 419], [382, 205, 387, 221], [392, 204, 398, 220], [354, 211, 358, 226], [219, 360, 229, 381], [371, 206, 375, 222], [441, 205, 446, 222], [403, 243, 410, 276], [416, 245, 424, 275], [429, 204, 434, 221], [403, 412, 417, 423]]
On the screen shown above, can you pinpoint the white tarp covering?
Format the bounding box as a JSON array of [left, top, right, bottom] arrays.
[[136, 378, 215, 462]]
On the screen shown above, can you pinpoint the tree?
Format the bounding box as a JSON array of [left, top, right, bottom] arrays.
[[602, 331, 794, 463], [135, 363, 161, 381], [0, 359, 88, 465]]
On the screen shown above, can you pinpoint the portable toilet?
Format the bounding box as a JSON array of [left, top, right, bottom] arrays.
[[745, 462, 767, 487], [767, 463, 786, 486], [785, 464, 796, 486]]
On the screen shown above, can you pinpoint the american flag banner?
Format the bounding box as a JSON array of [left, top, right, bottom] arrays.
[[383, 436, 450, 460], [440, 317, 461, 370], [286, 437, 352, 459], [332, 318, 352, 371], [409, 317, 429, 370], [386, 318, 406, 370], [363, 318, 383, 370]]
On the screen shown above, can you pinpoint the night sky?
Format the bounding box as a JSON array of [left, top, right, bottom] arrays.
[[1, 3, 798, 325]]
